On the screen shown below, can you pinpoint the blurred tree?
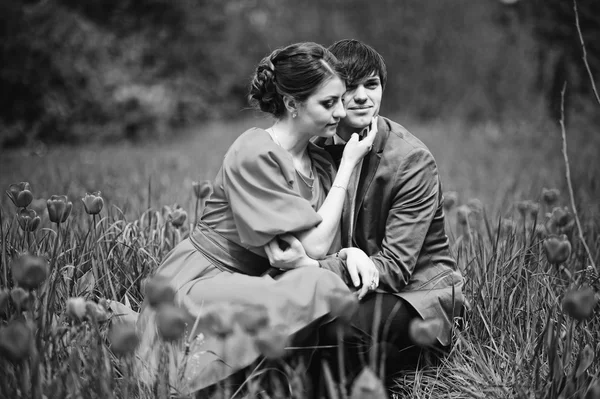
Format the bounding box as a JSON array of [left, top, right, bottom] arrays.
[[496, 0, 600, 123]]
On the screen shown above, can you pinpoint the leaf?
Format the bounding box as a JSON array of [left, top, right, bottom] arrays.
[[576, 345, 594, 379], [74, 269, 96, 297]]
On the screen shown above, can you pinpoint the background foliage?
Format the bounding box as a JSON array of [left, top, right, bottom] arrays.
[[1, 0, 598, 147]]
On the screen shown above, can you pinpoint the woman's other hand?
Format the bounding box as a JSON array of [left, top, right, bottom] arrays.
[[339, 247, 379, 300], [340, 116, 378, 167], [264, 234, 319, 270]]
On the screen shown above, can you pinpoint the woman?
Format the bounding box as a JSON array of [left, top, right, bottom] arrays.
[[135, 42, 377, 394]]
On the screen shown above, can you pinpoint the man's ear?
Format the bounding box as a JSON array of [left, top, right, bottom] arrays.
[[282, 95, 298, 115]]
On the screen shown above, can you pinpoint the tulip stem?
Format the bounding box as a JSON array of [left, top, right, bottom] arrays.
[[0, 208, 6, 288], [194, 197, 199, 231], [44, 222, 61, 329], [559, 85, 597, 272]]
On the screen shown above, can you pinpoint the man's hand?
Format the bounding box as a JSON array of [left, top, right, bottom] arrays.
[[264, 234, 319, 270], [339, 247, 379, 300]]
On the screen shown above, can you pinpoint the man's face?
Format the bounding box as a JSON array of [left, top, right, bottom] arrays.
[[339, 72, 382, 131]]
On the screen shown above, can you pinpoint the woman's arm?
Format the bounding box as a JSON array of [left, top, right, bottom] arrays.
[[295, 122, 377, 259]]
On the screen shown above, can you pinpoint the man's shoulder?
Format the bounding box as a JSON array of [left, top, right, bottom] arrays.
[[379, 116, 431, 156]]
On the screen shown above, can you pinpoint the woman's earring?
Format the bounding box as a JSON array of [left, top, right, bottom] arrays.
[[292, 111, 297, 119]]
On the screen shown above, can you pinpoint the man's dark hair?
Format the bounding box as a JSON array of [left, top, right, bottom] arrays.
[[328, 39, 387, 90]]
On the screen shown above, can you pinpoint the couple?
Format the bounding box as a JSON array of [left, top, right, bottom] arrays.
[[136, 39, 464, 395]]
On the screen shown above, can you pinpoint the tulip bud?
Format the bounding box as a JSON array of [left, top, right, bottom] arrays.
[[108, 322, 140, 357], [0, 320, 33, 363], [156, 303, 188, 342], [528, 202, 540, 219], [6, 182, 33, 208], [408, 317, 443, 348], [328, 288, 359, 325], [562, 287, 597, 320], [66, 297, 88, 322], [254, 325, 288, 359], [349, 367, 387, 399], [81, 192, 104, 215], [516, 200, 529, 218], [549, 207, 575, 234], [543, 235, 572, 264], [169, 208, 187, 229], [17, 208, 41, 232], [47, 195, 73, 224], [193, 180, 213, 200], [86, 301, 109, 323], [541, 188, 560, 207], [144, 276, 176, 308], [0, 288, 10, 317], [236, 304, 270, 335], [500, 218, 517, 235], [466, 198, 483, 215], [456, 205, 471, 226], [443, 191, 458, 211], [197, 305, 236, 339], [11, 253, 49, 290], [10, 287, 32, 312]]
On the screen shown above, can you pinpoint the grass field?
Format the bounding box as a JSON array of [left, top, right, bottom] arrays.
[[0, 113, 599, 398]]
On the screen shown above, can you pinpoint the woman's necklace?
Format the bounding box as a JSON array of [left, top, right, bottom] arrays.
[[266, 127, 314, 190]]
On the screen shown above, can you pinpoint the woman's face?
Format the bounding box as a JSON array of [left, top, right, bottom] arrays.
[[295, 76, 347, 138]]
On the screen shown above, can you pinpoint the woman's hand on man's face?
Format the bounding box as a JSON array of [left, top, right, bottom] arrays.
[[340, 117, 378, 167]]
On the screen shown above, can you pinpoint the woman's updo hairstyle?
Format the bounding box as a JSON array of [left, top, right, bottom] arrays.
[[249, 42, 345, 118]]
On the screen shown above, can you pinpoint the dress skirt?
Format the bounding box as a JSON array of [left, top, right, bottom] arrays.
[[135, 238, 352, 395]]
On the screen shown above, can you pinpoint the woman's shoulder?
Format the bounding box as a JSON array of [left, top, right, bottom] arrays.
[[224, 127, 295, 183]]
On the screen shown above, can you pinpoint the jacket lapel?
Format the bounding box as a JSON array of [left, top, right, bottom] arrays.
[[353, 118, 388, 234]]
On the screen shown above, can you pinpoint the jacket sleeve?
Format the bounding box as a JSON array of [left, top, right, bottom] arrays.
[[320, 147, 440, 292]]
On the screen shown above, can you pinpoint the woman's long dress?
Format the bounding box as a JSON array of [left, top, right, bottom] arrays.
[[136, 128, 349, 394]]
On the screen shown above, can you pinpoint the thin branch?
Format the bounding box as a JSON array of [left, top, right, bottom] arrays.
[[559, 83, 597, 272], [573, 0, 600, 106]]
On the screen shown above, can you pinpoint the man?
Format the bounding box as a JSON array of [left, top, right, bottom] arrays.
[[266, 39, 464, 383]]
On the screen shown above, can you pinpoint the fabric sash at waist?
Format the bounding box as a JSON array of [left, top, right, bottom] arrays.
[[189, 222, 271, 277]]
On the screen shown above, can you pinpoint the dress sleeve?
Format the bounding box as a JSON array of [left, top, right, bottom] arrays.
[[222, 133, 323, 247]]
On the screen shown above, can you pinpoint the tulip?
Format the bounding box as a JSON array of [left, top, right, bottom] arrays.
[[10, 287, 32, 312], [548, 207, 575, 234], [193, 180, 213, 200], [408, 317, 443, 348], [528, 202, 540, 219], [0, 288, 10, 317], [47, 195, 73, 224], [516, 200, 530, 218], [81, 192, 104, 215], [236, 304, 270, 335], [144, 276, 175, 308], [17, 208, 41, 232], [442, 191, 458, 211], [197, 305, 236, 339], [541, 188, 560, 207], [0, 320, 33, 363], [86, 301, 109, 323], [456, 205, 471, 226], [349, 367, 387, 399], [108, 322, 140, 357], [11, 253, 49, 290], [6, 182, 33, 208], [66, 297, 88, 322], [169, 208, 187, 228], [466, 198, 483, 215], [254, 325, 288, 359], [328, 288, 359, 325], [562, 287, 597, 320], [543, 235, 571, 264], [156, 303, 188, 341]]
